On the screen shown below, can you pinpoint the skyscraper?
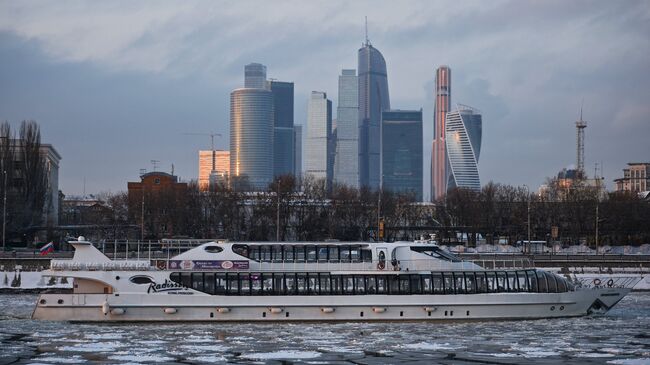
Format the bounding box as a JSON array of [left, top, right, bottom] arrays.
[[305, 91, 333, 187], [334, 69, 359, 188], [358, 36, 390, 190], [230, 88, 274, 190], [269, 80, 295, 177], [445, 105, 482, 191], [198, 150, 230, 191], [244, 63, 267, 89], [431, 66, 451, 201], [294, 125, 303, 182], [381, 109, 423, 201]]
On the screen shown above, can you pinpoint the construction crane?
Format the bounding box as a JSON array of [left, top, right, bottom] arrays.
[[183, 132, 223, 173], [575, 107, 587, 179]]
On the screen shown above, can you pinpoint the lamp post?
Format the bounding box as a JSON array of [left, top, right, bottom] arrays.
[[523, 184, 531, 254], [2, 170, 6, 251]]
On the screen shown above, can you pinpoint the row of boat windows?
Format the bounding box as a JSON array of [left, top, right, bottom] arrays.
[[169, 270, 573, 296], [232, 244, 374, 263]]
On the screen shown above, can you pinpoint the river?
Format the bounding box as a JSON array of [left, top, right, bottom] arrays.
[[1, 293, 649, 364]]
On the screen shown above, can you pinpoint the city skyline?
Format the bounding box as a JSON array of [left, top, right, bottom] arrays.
[[0, 2, 648, 198]]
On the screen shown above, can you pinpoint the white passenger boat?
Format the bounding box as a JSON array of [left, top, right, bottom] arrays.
[[32, 237, 641, 322]]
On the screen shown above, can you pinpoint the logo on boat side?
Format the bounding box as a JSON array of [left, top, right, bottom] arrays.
[[147, 279, 187, 294]]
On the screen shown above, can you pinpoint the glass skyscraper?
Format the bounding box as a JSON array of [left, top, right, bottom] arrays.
[[269, 80, 295, 177], [381, 110, 423, 201], [334, 69, 359, 188], [244, 63, 267, 89], [358, 40, 390, 190], [230, 88, 274, 190], [445, 105, 482, 191], [305, 91, 333, 187]]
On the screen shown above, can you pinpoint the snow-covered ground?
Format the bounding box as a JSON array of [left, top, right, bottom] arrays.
[[443, 243, 650, 255], [0, 271, 71, 290]]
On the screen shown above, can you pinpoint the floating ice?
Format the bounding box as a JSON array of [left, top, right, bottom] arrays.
[[240, 350, 321, 360]]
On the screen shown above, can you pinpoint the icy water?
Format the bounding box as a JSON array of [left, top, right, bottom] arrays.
[[1, 294, 650, 365]]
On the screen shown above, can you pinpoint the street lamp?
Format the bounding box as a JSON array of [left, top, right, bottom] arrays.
[[523, 184, 531, 254], [2, 170, 6, 251]]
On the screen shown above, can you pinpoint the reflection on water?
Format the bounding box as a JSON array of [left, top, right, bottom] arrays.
[[1, 293, 649, 364]]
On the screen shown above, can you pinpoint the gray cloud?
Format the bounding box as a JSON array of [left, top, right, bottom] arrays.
[[0, 1, 648, 198]]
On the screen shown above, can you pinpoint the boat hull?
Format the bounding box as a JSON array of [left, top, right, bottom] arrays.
[[32, 287, 629, 322]]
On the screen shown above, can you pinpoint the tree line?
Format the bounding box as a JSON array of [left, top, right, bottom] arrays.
[[68, 175, 650, 247]]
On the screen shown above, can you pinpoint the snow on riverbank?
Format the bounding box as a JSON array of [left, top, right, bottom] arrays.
[[0, 271, 71, 289], [442, 243, 650, 255]]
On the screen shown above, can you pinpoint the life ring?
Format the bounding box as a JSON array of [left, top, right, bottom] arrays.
[[377, 261, 386, 271], [593, 278, 602, 286], [607, 279, 614, 287]]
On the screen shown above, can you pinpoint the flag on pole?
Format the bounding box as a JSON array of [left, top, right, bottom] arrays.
[[40, 242, 54, 256]]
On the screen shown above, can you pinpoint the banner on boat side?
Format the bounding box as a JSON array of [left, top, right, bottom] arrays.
[[167, 260, 249, 270]]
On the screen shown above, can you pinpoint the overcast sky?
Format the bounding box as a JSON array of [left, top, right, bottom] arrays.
[[0, 1, 648, 200]]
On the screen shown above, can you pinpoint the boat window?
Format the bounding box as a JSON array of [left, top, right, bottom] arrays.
[[272, 245, 283, 262], [475, 272, 487, 293], [320, 273, 331, 294], [192, 273, 204, 292], [203, 245, 223, 254], [366, 275, 377, 294], [410, 274, 422, 295], [342, 276, 354, 295], [306, 246, 317, 263], [129, 275, 154, 285], [331, 275, 342, 295], [215, 274, 227, 295], [496, 272, 508, 293], [452, 273, 464, 294], [376, 276, 387, 294], [485, 272, 496, 293], [546, 272, 558, 293], [283, 245, 294, 262], [273, 273, 284, 294], [170, 272, 180, 284], [537, 270, 548, 293], [318, 247, 328, 262], [432, 273, 444, 294], [443, 273, 455, 294], [361, 249, 372, 263], [240, 273, 251, 295], [232, 244, 249, 258], [399, 275, 410, 295], [422, 274, 433, 294], [285, 273, 297, 294], [308, 273, 320, 295], [355, 276, 366, 295], [328, 246, 339, 262], [410, 246, 462, 262], [296, 273, 308, 294], [261, 246, 272, 262], [527, 270, 539, 292], [181, 272, 192, 288], [227, 273, 239, 295], [250, 246, 261, 262], [465, 272, 477, 294], [388, 275, 400, 295], [350, 246, 361, 262], [295, 246, 306, 262], [516, 271, 529, 292], [557, 276, 568, 292], [506, 272, 518, 292], [262, 274, 273, 295], [340, 245, 351, 262], [204, 273, 215, 294], [250, 273, 261, 295]]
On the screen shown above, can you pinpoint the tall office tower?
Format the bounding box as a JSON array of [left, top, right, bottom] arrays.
[[293, 125, 303, 183], [269, 81, 295, 177], [381, 110, 423, 201], [305, 91, 333, 187], [198, 150, 230, 191], [358, 36, 390, 190], [445, 105, 482, 191], [431, 66, 451, 201], [230, 88, 274, 190], [334, 69, 360, 188], [244, 63, 267, 89]]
